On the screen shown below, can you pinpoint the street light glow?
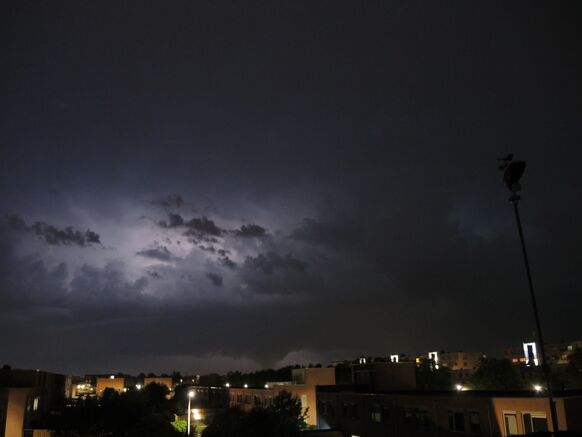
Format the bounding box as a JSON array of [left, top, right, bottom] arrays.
[[136, 384, 142, 390], [534, 384, 543, 392], [455, 384, 463, 391], [188, 390, 195, 398], [224, 382, 230, 388], [243, 383, 248, 388]]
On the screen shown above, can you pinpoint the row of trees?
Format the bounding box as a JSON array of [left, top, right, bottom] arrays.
[[44, 382, 307, 437], [46, 383, 182, 437]]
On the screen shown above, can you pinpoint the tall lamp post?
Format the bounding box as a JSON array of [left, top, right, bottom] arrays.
[[500, 156, 559, 432], [187, 390, 195, 436]]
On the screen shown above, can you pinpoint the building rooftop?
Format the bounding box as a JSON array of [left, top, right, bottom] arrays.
[[316, 385, 582, 398]]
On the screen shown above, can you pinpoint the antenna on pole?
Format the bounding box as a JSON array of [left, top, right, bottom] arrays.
[[498, 155, 559, 432]]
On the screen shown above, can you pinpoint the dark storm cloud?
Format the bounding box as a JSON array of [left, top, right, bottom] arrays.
[[158, 213, 223, 237], [218, 256, 237, 269], [198, 245, 216, 253], [136, 245, 177, 262], [69, 263, 148, 305], [206, 272, 223, 287], [147, 271, 161, 279], [185, 217, 222, 237], [244, 252, 308, 275], [153, 194, 184, 208], [234, 224, 268, 238], [289, 218, 356, 249], [7, 215, 101, 247], [159, 213, 185, 228]]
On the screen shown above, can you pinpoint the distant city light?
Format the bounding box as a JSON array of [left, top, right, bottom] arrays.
[[110, 375, 115, 380], [533, 384, 543, 392], [244, 383, 248, 388], [264, 384, 269, 389], [224, 382, 230, 388], [428, 351, 439, 364], [523, 342, 539, 366], [455, 384, 463, 391], [192, 408, 202, 421], [136, 384, 142, 390]]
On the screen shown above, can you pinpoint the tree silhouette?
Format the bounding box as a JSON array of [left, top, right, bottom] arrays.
[[469, 358, 521, 390]]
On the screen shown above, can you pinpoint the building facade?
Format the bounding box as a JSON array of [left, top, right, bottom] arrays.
[[96, 375, 125, 395], [504, 340, 582, 367], [0, 369, 66, 437], [143, 377, 173, 390], [316, 387, 582, 437], [228, 367, 336, 426]]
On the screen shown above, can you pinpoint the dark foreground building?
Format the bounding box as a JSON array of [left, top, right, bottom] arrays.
[[316, 386, 582, 437], [0, 368, 65, 437]]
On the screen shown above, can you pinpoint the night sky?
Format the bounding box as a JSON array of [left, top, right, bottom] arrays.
[[1, 1, 581, 376]]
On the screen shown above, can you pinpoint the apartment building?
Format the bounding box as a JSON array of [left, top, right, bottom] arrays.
[[0, 368, 66, 437], [144, 376, 173, 390], [316, 386, 582, 437], [95, 375, 126, 395], [505, 340, 582, 367], [228, 367, 336, 426]]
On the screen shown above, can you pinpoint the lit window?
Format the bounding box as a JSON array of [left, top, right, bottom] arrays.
[[32, 397, 40, 411], [504, 413, 518, 436]]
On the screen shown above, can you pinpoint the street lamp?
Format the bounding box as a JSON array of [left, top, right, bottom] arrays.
[[499, 156, 559, 431], [187, 390, 195, 436]]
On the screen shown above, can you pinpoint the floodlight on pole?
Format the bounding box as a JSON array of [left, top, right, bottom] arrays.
[[187, 390, 195, 436], [499, 155, 559, 431]]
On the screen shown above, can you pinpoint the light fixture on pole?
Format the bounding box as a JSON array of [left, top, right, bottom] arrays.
[[499, 155, 559, 431], [187, 390, 195, 436]]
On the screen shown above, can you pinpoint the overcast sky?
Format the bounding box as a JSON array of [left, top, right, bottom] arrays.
[[1, 1, 581, 376]]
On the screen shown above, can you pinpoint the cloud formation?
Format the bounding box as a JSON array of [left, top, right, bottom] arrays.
[[206, 272, 223, 287], [234, 224, 268, 238], [136, 245, 178, 262], [244, 252, 308, 275], [7, 215, 101, 247], [153, 194, 185, 208]]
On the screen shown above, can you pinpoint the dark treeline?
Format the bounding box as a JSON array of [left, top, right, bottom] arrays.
[[43, 383, 181, 437]]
